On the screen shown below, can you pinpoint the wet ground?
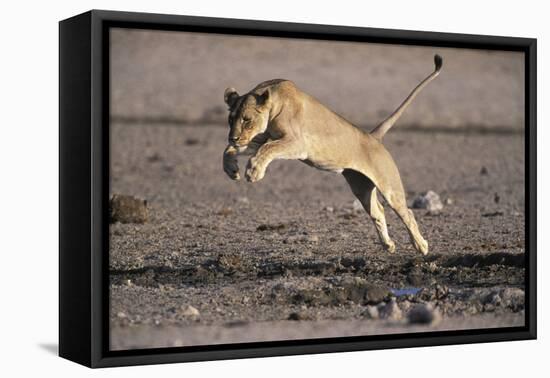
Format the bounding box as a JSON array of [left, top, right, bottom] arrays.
[[109, 123, 525, 350]]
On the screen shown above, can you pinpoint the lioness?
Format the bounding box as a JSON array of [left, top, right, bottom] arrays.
[[222, 55, 442, 255]]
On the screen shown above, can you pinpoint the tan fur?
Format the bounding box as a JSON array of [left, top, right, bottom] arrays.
[[222, 56, 442, 255]]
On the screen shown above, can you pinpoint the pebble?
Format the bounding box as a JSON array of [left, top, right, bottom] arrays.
[[412, 191, 444, 213], [181, 305, 200, 318], [306, 234, 320, 243]]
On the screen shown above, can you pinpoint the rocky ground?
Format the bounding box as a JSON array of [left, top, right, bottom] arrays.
[[109, 123, 525, 350]]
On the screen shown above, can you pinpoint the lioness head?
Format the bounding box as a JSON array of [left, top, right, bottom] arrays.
[[224, 87, 271, 151]]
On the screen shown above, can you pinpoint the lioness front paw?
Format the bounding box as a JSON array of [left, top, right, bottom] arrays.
[[245, 158, 266, 183], [223, 148, 240, 181]]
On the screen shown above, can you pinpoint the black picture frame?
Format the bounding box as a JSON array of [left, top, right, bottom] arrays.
[[59, 9, 537, 368]]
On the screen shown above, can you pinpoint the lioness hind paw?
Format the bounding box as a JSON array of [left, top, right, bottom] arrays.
[[415, 239, 429, 255], [384, 241, 396, 254]]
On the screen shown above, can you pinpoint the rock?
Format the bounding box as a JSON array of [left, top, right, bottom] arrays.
[[181, 305, 200, 318], [236, 196, 250, 204], [407, 303, 441, 325], [185, 138, 200, 145], [217, 206, 233, 216], [352, 199, 363, 212], [481, 290, 501, 306], [324, 206, 334, 213], [499, 288, 525, 311], [481, 211, 504, 217], [412, 191, 443, 213], [306, 234, 319, 243], [445, 197, 454, 205], [365, 284, 391, 304], [480, 166, 489, 175], [339, 277, 389, 304], [146, 151, 162, 162], [116, 311, 127, 318], [216, 253, 242, 271], [257, 223, 286, 232], [480, 288, 525, 312], [407, 267, 424, 287], [362, 305, 379, 319], [109, 194, 148, 224], [434, 284, 449, 300], [399, 300, 412, 313], [339, 232, 351, 239], [288, 311, 310, 321], [161, 164, 174, 172], [378, 299, 403, 321]]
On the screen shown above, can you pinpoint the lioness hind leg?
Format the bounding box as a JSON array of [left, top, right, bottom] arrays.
[[343, 170, 396, 253], [380, 187, 428, 255]]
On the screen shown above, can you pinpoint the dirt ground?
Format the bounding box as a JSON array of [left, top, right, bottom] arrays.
[[108, 27, 526, 350], [109, 123, 525, 350]]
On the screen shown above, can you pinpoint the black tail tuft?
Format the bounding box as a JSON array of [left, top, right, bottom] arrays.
[[434, 54, 443, 71]]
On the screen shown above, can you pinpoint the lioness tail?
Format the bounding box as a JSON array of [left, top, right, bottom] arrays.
[[370, 54, 443, 140]]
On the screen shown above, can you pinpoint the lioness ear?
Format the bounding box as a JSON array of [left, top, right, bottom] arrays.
[[257, 89, 270, 106], [224, 87, 239, 107]]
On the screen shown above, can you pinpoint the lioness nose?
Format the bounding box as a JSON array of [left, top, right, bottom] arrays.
[[229, 136, 240, 142]]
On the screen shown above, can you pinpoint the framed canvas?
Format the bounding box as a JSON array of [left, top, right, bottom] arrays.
[[59, 10, 537, 368]]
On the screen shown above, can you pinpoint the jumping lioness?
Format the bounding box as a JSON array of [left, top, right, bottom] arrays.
[[222, 55, 442, 255]]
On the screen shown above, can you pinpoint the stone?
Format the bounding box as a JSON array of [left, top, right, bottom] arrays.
[[257, 223, 287, 232], [365, 284, 391, 304], [288, 312, 306, 321], [362, 305, 379, 319], [181, 305, 200, 318], [499, 288, 525, 311], [378, 299, 403, 321], [407, 303, 441, 325], [339, 277, 390, 304], [306, 234, 320, 243], [236, 196, 250, 204], [217, 206, 233, 216], [109, 194, 148, 224], [412, 191, 444, 213]]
